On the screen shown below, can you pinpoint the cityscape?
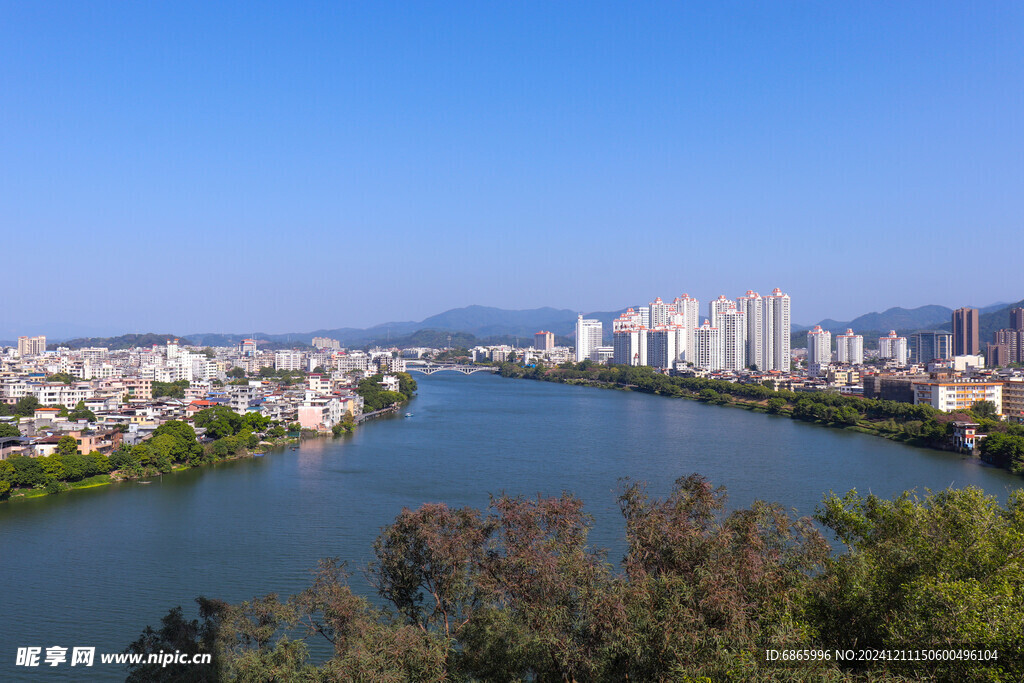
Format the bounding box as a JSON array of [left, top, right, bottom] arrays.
[[3, 1, 1023, 680], [3, 294, 1022, 468]]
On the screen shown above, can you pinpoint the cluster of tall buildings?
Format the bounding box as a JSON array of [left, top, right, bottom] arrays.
[[987, 307, 1024, 367], [595, 288, 791, 371]]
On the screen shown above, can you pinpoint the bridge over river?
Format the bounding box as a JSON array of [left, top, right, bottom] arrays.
[[403, 362, 499, 375]]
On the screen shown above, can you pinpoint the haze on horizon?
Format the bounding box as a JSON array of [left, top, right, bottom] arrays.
[[2, 2, 1021, 339]]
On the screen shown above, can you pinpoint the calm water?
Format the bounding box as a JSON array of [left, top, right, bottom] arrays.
[[1, 373, 1020, 680]]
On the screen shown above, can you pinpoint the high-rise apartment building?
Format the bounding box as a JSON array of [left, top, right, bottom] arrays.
[[533, 331, 555, 351], [717, 310, 747, 371], [878, 330, 908, 366], [1011, 307, 1024, 331], [671, 294, 700, 361], [708, 295, 736, 328], [806, 325, 832, 369], [836, 329, 864, 365], [647, 297, 672, 328], [694, 319, 723, 371], [575, 315, 603, 363], [764, 288, 791, 372], [612, 325, 646, 366], [736, 291, 764, 371], [990, 308, 1024, 366], [646, 327, 679, 370], [952, 307, 980, 356], [312, 337, 341, 351], [17, 335, 47, 357]]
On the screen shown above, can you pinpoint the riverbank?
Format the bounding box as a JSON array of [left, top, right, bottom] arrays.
[[498, 362, 1023, 474], [1, 434, 304, 503]]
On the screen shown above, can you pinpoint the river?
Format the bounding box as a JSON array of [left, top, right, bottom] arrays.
[[1, 372, 1019, 680]]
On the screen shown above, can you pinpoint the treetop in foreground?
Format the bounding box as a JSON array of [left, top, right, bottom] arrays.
[[128, 476, 1024, 682]]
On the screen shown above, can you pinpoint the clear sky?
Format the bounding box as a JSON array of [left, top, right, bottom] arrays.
[[2, 1, 1021, 337]]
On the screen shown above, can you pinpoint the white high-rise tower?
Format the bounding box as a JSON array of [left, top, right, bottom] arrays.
[[836, 329, 864, 365], [806, 325, 832, 371], [764, 288, 791, 372], [736, 291, 764, 371], [694, 319, 723, 371], [718, 309, 747, 371], [671, 294, 700, 361], [575, 315, 603, 363], [708, 295, 737, 328]]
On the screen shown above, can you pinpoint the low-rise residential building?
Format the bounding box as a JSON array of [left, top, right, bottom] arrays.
[[912, 379, 1003, 415], [1003, 379, 1024, 423]]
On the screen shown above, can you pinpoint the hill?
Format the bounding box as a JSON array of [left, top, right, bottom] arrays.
[[47, 333, 195, 350], [815, 305, 952, 334], [188, 305, 626, 348]]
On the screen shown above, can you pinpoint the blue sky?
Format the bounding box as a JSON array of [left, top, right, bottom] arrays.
[[2, 1, 1021, 337]]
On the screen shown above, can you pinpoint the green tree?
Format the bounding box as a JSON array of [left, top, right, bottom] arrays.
[[152, 380, 189, 399], [0, 423, 20, 438], [68, 400, 97, 422], [813, 486, 1024, 682], [13, 396, 40, 418], [57, 435, 79, 457], [971, 399, 998, 420], [227, 367, 247, 379]]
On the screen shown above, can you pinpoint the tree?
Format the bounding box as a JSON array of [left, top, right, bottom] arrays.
[[813, 486, 1024, 682], [152, 420, 203, 465], [152, 380, 189, 399], [0, 423, 19, 438], [194, 407, 243, 440], [57, 435, 79, 457], [13, 396, 40, 418], [227, 367, 246, 379], [971, 399, 998, 420], [68, 400, 97, 422], [124, 598, 225, 682]]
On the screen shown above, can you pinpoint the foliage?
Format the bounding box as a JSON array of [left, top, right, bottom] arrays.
[[46, 372, 79, 384], [813, 486, 1024, 681], [124, 598, 225, 682], [68, 400, 97, 422], [971, 400, 998, 420], [131, 476, 1017, 680], [12, 396, 41, 418], [0, 423, 20, 438], [152, 380, 190, 399], [226, 367, 247, 379], [979, 432, 1024, 474], [356, 374, 415, 411]]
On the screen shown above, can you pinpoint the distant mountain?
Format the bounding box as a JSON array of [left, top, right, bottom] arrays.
[[188, 305, 628, 347], [815, 305, 953, 334], [49, 333, 195, 351]]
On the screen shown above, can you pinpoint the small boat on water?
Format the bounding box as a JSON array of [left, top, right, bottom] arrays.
[[404, 413, 413, 418], [138, 481, 152, 485], [290, 446, 299, 450]]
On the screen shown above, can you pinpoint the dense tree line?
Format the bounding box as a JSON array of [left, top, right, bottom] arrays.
[[356, 372, 417, 412], [128, 476, 1024, 681], [0, 412, 286, 499]]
